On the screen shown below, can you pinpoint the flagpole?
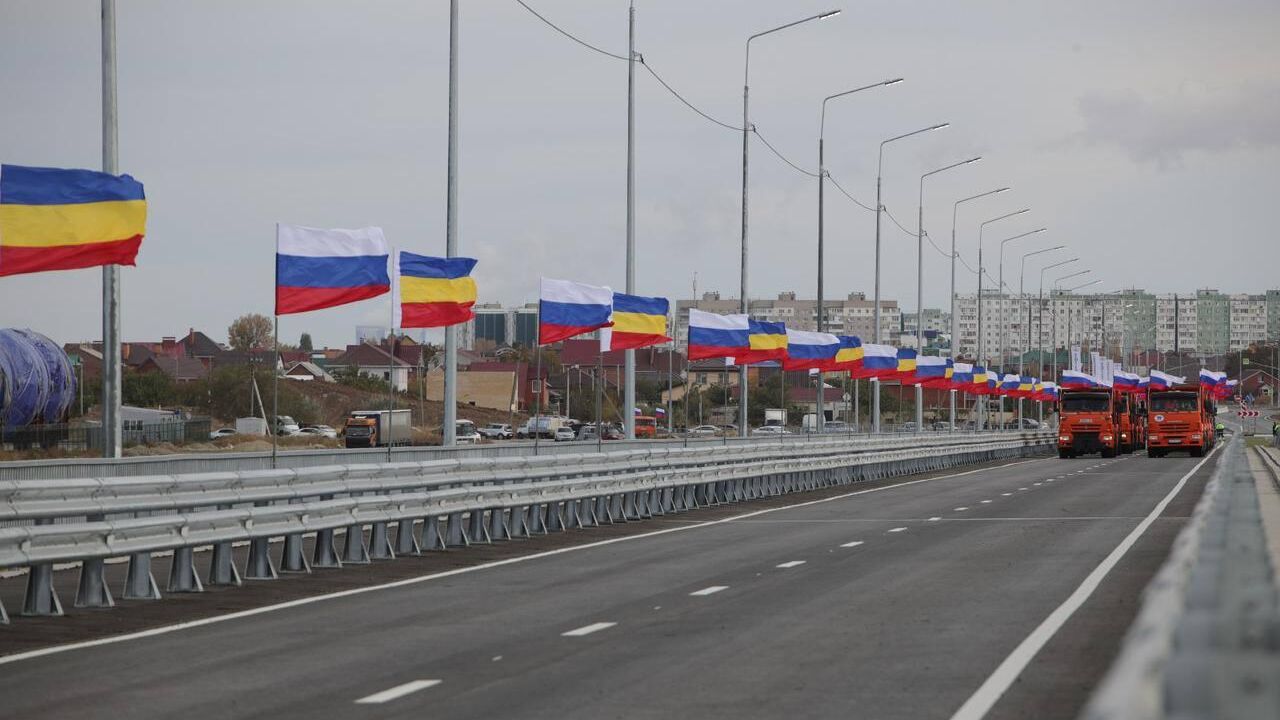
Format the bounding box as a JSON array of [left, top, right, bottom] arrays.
[[442, 0, 460, 447], [387, 289, 396, 463], [271, 314, 279, 469], [623, 0, 637, 440], [533, 347, 542, 455], [101, 0, 122, 459], [596, 351, 604, 453]]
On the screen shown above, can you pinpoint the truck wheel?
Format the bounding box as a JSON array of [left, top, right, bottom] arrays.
[[1058, 449, 1072, 459], [1190, 447, 1204, 458], [1148, 449, 1163, 458], [1102, 447, 1116, 459]]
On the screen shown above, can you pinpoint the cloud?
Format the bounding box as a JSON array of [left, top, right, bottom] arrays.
[[1073, 82, 1280, 168]]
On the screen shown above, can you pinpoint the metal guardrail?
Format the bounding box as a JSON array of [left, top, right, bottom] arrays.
[[0, 432, 1052, 624], [0, 428, 1036, 481], [1081, 438, 1280, 719]]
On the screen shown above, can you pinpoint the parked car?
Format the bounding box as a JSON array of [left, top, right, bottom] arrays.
[[209, 427, 237, 440], [898, 422, 918, 433], [754, 425, 792, 435], [687, 424, 721, 437], [554, 426, 577, 442], [931, 422, 953, 432], [820, 421, 851, 434], [479, 422, 514, 440], [1009, 418, 1042, 430], [298, 424, 338, 439], [455, 420, 482, 444]]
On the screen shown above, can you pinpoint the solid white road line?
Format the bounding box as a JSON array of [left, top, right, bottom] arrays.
[[355, 679, 441, 704], [887, 527, 908, 533], [689, 586, 729, 597], [955, 507, 969, 511], [776, 560, 807, 568], [561, 622, 617, 637], [0, 457, 1048, 666], [948, 445, 1219, 720], [840, 541, 865, 548]]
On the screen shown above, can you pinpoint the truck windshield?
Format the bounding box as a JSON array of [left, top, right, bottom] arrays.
[[1150, 393, 1198, 412], [346, 426, 371, 436], [1061, 394, 1110, 412]]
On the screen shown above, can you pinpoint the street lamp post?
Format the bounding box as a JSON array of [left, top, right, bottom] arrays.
[[1034, 254, 1075, 420], [873, 122, 949, 433], [995, 227, 1046, 429], [1017, 245, 1063, 425], [740, 9, 841, 438], [817, 78, 901, 432], [975, 209, 1030, 429], [1051, 270, 1093, 382], [949, 187, 1010, 429], [915, 157, 981, 432]]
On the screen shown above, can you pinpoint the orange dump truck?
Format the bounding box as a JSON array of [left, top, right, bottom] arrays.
[[1147, 384, 1214, 458], [1057, 389, 1118, 459]]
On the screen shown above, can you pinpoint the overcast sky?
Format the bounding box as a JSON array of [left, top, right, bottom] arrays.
[[1, 0, 1277, 348]]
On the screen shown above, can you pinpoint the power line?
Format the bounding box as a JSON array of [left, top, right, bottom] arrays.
[[824, 174, 876, 212], [640, 58, 743, 131], [753, 128, 819, 178], [514, 0, 630, 61]]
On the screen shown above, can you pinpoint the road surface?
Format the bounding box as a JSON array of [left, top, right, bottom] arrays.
[[0, 450, 1219, 720]]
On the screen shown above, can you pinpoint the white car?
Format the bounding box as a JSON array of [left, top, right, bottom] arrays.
[[299, 425, 338, 439], [479, 423, 514, 440], [209, 427, 237, 440], [687, 425, 721, 437], [754, 425, 791, 435], [554, 426, 577, 442], [455, 420, 483, 444]]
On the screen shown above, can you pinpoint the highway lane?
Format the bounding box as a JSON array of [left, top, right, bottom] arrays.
[[0, 451, 1218, 720]]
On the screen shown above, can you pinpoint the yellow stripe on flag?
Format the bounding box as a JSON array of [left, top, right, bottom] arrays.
[[400, 276, 477, 304], [611, 311, 666, 336], [0, 200, 147, 248], [749, 334, 787, 351]]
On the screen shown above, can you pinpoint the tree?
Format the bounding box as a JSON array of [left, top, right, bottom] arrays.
[[228, 313, 274, 352], [299, 332, 313, 352]]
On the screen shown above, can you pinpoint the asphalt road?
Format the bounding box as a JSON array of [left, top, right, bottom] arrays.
[[0, 450, 1219, 720]]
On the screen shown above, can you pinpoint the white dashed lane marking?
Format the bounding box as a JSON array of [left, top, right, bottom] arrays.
[[355, 680, 442, 704], [690, 586, 728, 597], [776, 561, 807, 568], [840, 541, 865, 548], [562, 622, 617, 637], [888, 527, 908, 533]]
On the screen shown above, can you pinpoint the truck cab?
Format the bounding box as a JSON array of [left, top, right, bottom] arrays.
[[1057, 390, 1118, 458], [1147, 384, 1214, 457]]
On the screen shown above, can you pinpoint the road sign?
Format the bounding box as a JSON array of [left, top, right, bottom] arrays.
[[1237, 409, 1260, 418]]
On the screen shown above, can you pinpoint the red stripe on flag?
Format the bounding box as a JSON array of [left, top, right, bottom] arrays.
[[275, 284, 389, 315], [0, 235, 141, 277], [401, 302, 475, 329], [608, 331, 671, 351]]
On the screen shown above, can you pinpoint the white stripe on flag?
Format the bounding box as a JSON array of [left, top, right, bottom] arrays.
[[276, 223, 388, 257]]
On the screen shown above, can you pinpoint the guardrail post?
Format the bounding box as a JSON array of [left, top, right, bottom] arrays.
[[123, 552, 163, 598], [281, 533, 310, 573], [421, 515, 445, 550], [467, 509, 490, 543], [75, 558, 115, 608], [167, 546, 205, 592], [489, 506, 510, 539], [244, 536, 278, 580], [395, 519, 421, 555], [507, 507, 528, 538], [22, 561, 63, 617], [0, 597, 7, 624], [342, 525, 371, 564], [313, 528, 341, 568], [209, 539, 242, 586], [369, 522, 395, 560]]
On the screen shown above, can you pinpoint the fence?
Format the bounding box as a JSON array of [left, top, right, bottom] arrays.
[[1, 418, 211, 453], [0, 431, 1053, 623], [1081, 438, 1280, 719], [0, 426, 1031, 481]]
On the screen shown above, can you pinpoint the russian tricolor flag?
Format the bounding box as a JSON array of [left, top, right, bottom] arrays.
[[915, 355, 950, 388], [539, 277, 613, 345], [1113, 371, 1141, 393], [999, 374, 1020, 397], [854, 343, 898, 379], [275, 224, 390, 315], [1149, 369, 1184, 390], [1060, 369, 1096, 390], [1198, 369, 1225, 389], [687, 309, 750, 361], [782, 329, 840, 371], [950, 362, 974, 390]]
